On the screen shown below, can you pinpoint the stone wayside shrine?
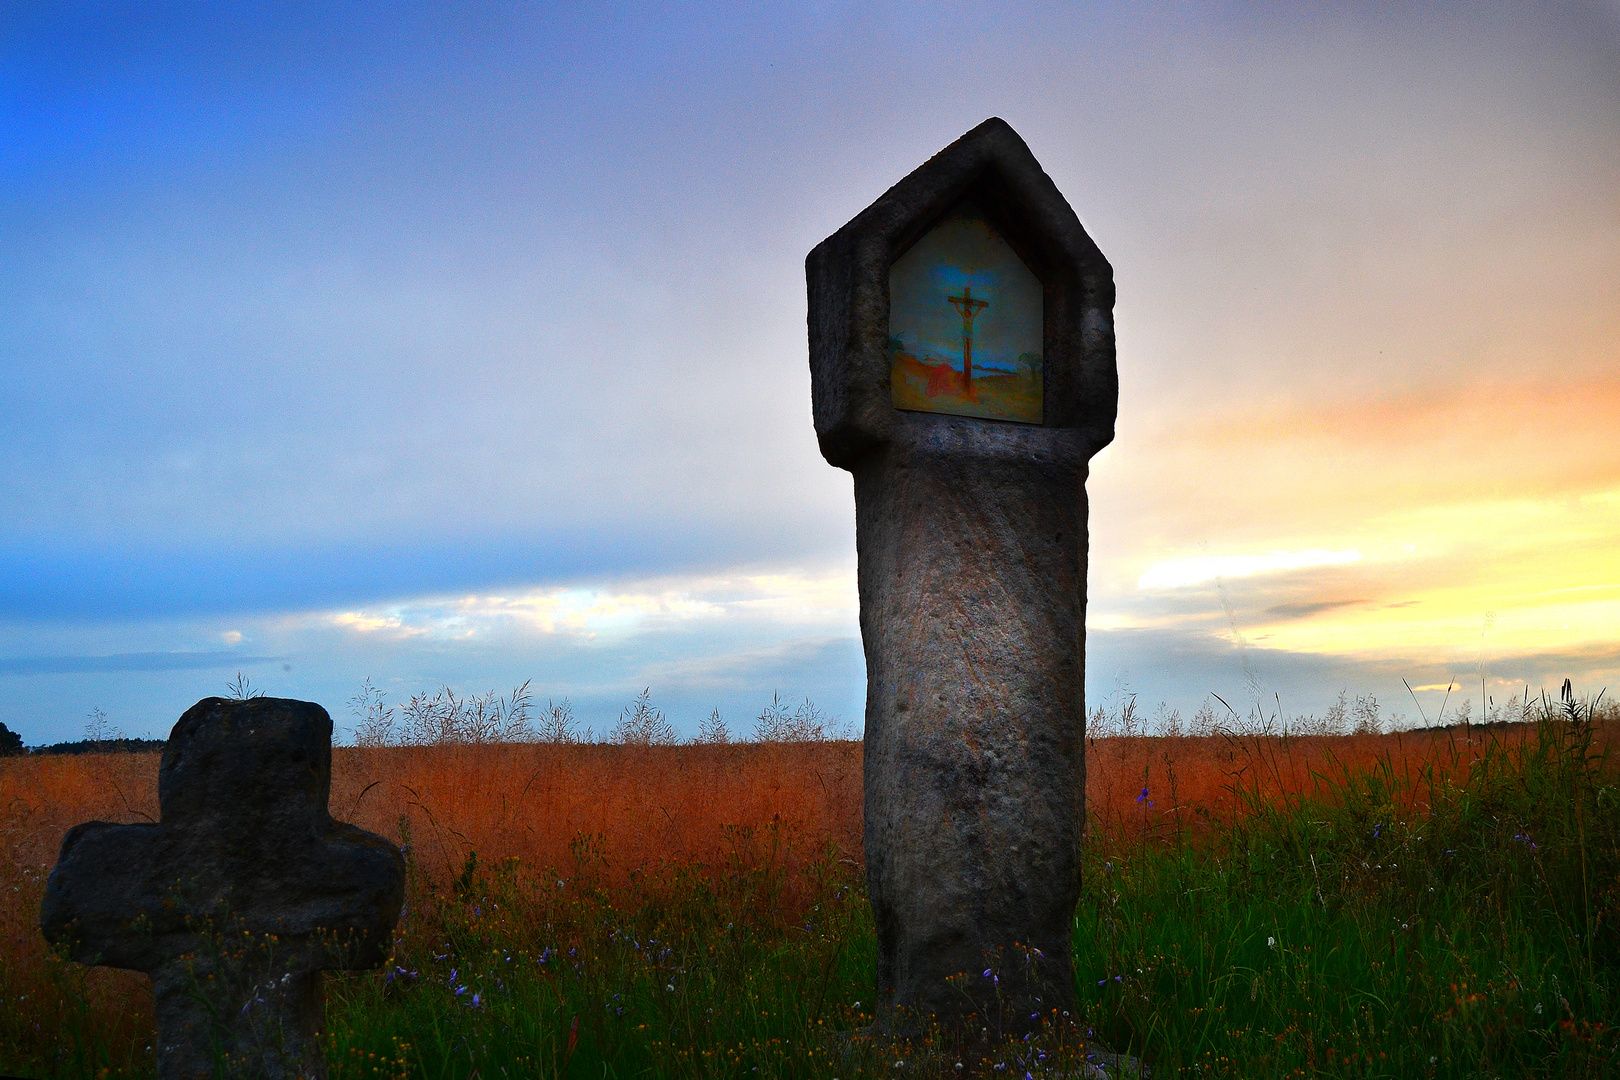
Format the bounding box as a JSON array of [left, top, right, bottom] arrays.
[[807, 118, 1117, 1032], [40, 697, 406, 1080]]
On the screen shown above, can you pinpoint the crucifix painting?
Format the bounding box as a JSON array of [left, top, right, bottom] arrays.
[[888, 201, 1043, 424]]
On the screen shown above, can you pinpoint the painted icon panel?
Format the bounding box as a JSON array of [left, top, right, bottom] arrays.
[[888, 203, 1043, 424]]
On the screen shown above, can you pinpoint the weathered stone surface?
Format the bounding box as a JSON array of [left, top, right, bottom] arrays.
[[807, 118, 1116, 1032], [41, 696, 405, 1080]]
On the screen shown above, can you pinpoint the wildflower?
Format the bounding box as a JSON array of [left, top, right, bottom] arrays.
[[1267, 937, 1276, 949]]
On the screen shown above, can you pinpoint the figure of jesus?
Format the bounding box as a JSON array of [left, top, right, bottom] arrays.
[[946, 285, 988, 393]]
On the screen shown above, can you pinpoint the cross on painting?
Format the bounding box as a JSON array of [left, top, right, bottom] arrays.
[[946, 286, 988, 387], [888, 201, 1043, 424]]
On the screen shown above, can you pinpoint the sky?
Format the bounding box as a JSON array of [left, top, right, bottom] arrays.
[[2, 2, 1617, 744]]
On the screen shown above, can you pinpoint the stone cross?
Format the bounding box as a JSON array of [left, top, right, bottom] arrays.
[[807, 118, 1117, 1033], [40, 697, 406, 1080]]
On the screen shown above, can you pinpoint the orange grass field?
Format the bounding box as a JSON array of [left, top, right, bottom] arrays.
[[9, 727, 1585, 888], [8, 724, 1606, 938], [4, 723, 1613, 1065], [9, 724, 1612, 894]]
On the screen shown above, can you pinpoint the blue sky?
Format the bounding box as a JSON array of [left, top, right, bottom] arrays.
[[3, 2, 1618, 743]]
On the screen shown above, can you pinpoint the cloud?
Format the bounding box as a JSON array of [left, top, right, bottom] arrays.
[[316, 568, 859, 645], [1096, 376, 1620, 558], [632, 635, 862, 696], [1264, 599, 1366, 620], [1087, 624, 1620, 728], [1138, 550, 1361, 590], [330, 612, 423, 637], [0, 526, 843, 620], [0, 565, 864, 744], [0, 651, 281, 676]]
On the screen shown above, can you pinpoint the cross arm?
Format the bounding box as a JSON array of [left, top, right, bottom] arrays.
[[237, 821, 406, 970], [40, 821, 178, 972]]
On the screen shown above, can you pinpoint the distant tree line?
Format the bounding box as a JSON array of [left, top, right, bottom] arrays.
[[0, 721, 164, 756], [27, 736, 167, 755]]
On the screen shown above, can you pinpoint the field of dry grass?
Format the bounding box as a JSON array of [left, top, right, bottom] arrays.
[[5, 719, 1615, 1077], [6, 724, 1570, 888], [5, 724, 1588, 985], [2, 740, 869, 1071], [1085, 722, 1573, 843]]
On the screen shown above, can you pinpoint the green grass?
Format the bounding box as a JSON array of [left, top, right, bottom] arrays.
[[13, 703, 1619, 1078], [322, 827, 880, 1079], [1076, 704, 1620, 1077]]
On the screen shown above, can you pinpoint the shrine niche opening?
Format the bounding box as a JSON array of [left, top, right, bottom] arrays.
[[887, 202, 1043, 425]]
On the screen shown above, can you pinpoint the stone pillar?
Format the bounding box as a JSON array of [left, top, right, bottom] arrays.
[[807, 118, 1116, 1033]]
